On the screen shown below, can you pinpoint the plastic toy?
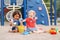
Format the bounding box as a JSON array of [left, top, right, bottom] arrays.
[[56, 27, 59, 33], [49, 30, 57, 35], [23, 31, 30, 35], [49, 27, 57, 35], [18, 25, 25, 33]]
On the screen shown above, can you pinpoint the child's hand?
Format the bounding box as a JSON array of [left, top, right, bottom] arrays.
[[22, 19, 26, 22], [9, 20, 14, 26], [35, 17, 38, 19], [10, 24, 12, 26], [10, 22, 13, 26]]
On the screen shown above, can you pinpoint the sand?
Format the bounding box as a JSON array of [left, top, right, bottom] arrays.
[[0, 22, 60, 40]]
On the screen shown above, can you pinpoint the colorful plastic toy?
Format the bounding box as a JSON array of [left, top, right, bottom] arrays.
[[49, 30, 57, 35], [49, 27, 57, 35], [23, 31, 30, 35], [56, 27, 59, 33], [18, 25, 25, 33]]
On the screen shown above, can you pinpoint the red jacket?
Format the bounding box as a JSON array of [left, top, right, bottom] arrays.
[[26, 18, 36, 28]]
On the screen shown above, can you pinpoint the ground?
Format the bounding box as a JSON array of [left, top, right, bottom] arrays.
[[0, 22, 60, 40]]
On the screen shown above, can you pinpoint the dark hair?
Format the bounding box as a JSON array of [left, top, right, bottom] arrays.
[[12, 10, 21, 18]]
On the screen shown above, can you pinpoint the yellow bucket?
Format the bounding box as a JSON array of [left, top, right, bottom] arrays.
[[18, 25, 25, 33]]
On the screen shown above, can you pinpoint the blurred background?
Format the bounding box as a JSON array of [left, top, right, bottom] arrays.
[[44, 0, 60, 24]]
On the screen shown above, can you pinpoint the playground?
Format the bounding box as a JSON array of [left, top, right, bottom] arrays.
[[0, 0, 60, 40]]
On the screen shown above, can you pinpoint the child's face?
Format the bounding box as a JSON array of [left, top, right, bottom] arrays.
[[29, 12, 35, 18], [14, 14, 20, 20]]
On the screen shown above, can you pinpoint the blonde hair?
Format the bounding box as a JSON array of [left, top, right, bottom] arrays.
[[28, 10, 36, 16]]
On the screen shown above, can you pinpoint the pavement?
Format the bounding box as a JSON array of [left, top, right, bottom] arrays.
[[0, 22, 60, 40]]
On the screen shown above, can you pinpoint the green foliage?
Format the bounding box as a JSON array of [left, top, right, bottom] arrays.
[[44, 0, 50, 3], [56, 0, 60, 14], [44, 0, 50, 13]]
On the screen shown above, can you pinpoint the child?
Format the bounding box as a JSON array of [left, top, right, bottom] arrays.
[[23, 10, 37, 33], [9, 10, 23, 32]]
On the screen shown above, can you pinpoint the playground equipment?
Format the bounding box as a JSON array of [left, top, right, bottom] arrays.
[[0, 0, 26, 26], [50, 0, 57, 25], [27, 0, 49, 25], [0, 0, 56, 26]]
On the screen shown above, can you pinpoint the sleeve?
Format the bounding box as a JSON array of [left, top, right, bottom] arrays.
[[26, 18, 29, 22]]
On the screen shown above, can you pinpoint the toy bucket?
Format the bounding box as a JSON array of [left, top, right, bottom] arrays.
[[18, 25, 25, 33]]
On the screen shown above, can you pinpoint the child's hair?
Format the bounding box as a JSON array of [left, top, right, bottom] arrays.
[[12, 10, 22, 18], [28, 10, 36, 16]]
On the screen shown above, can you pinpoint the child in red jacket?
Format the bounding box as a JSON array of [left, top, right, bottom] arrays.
[[23, 10, 37, 33]]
